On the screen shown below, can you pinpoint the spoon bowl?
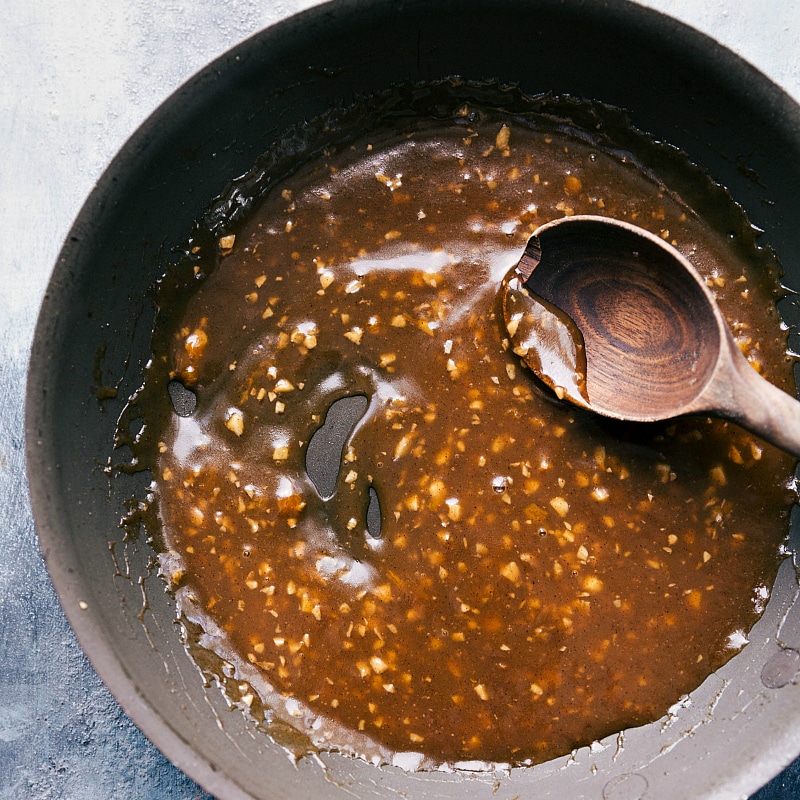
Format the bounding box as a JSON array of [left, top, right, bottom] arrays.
[[503, 215, 800, 457]]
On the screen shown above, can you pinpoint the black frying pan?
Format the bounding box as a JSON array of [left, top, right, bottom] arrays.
[[26, 1, 800, 798]]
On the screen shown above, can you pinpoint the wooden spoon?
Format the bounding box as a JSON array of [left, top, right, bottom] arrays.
[[501, 214, 800, 457]]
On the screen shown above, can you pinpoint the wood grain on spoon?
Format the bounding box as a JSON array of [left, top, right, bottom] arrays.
[[502, 215, 800, 457]]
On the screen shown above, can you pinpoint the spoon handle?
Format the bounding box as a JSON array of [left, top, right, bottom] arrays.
[[712, 344, 800, 459]]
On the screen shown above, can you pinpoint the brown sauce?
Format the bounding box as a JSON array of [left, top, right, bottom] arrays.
[[503, 276, 590, 406], [146, 97, 796, 767]]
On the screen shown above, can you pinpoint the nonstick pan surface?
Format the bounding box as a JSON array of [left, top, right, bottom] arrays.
[[24, 1, 800, 798]]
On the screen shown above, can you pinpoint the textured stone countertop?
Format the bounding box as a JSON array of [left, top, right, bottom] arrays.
[[2, 1, 799, 797]]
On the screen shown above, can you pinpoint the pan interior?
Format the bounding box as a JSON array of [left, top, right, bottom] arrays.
[[124, 81, 796, 776]]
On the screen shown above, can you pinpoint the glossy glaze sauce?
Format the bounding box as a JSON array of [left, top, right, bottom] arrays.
[[147, 98, 795, 767]]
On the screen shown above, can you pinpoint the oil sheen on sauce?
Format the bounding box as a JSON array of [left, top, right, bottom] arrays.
[[151, 105, 796, 768], [503, 276, 590, 407]]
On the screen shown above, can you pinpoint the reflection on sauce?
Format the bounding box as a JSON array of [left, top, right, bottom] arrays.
[[503, 274, 589, 406], [148, 99, 795, 768]]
